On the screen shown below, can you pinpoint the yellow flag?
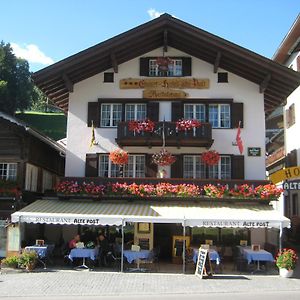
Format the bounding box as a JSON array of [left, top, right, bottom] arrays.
[[89, 121, 95, 148]]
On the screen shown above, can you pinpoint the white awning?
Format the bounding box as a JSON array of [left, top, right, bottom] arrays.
[[11, 199, 290, 229]]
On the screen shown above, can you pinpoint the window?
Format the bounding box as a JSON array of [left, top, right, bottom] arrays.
[[104, 72, 114, 83], [125, 104, 147, 121], [184, 104, 206, 122], [149, 59, 182, 77], [100, 104, 122, 127], [208, 156, 231, 179], [25, 163, 38, 192], [0, 163, 17, 181], [42, 170, 53, 192], [183, 155, 206, 178], [99, 154, 145, 178], [218, 72, 228, 83], [124, 155, 145, 178], [209, 104, 230, 128], [286, 103, 296, 128]]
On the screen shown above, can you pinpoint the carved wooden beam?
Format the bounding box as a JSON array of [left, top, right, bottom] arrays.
[[62, 73, 73, 93], [214, 51, 222, 73], [260, 73, 271, 93], [110, 53, 118, 73], [163, 30, 168, 52]]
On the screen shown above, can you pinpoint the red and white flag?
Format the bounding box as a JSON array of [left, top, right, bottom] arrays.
[[236, 121, 243, 154]]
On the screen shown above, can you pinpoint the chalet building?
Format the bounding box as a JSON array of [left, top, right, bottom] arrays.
[[271, 14, 300, 243], [0, 111, 65, 257], [11, 14, 300, 270]]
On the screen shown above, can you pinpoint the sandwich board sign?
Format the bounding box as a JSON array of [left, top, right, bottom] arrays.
[[195, 248, 212, 279]]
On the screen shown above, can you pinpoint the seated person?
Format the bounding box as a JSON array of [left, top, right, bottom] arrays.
[[68, 234, 81, 249], [97, 233, 110, 266]]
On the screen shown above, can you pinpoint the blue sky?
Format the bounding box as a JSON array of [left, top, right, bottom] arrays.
[[1, 0, 299, 72]]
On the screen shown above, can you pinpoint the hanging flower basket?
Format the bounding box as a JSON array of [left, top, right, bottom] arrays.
[[109, 149, 129, 165], [128, 119, 155, 133], [201, 150, 220, 166], [176, 119, 202, 131], [156, 57, 173, 71], [152, 149, 176, 166]]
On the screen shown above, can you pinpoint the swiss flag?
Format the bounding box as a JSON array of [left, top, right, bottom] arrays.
[[236, 121, 244, 154]]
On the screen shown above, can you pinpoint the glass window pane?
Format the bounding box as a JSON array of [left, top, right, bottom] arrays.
[[220, 104, 230, 128], [195, 156, 206, 178], [110, 163, 120, 178], [124, 156, 134, 177], [184, 104, 194, 120], [136, 104, 147, 120], [0, 163, 8, 180], [101, 104, 111, 127], [220, 156, 231, 179], [208, 164, 219, 179], [149, 59, 158, 76], [112, 104, 122, 126], [209, 105, 219, 128], [195, 104, 206, 122], [125, 104, 135, 121], [99, 155, 109, 177], [8, 163, 17, 180], [183, 156, 194, 178], [135, 155, 145, 178]]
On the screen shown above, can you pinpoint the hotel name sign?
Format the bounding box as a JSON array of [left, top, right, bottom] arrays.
[[120, 77, 209, 91]]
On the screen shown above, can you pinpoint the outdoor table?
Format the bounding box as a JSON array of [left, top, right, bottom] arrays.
[[240, 248, 274, 271], [123, 250, 151, 270], [24, 244, 55, 269], [193, 249, 221, 265], [68, 248, 98, 269]]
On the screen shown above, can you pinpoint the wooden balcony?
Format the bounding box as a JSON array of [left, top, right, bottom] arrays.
[[116, 121, 213, 148]]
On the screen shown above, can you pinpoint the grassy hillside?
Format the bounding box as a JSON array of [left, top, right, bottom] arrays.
[[16, 111, 67, 141]]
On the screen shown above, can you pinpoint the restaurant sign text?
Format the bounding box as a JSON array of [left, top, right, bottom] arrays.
[[202, 220, 270, 228]]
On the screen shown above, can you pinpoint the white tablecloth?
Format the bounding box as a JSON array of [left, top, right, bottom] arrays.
[[123, 250, 151, 263], [68, 248, 98, 261]]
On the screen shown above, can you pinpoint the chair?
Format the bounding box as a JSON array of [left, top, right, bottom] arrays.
[[139, 249, 155, 272]]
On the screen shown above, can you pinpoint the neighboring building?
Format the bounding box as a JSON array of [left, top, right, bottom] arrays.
[[12, 14, 300, 267], [0, 111, 65, 257], [272, 14, 300, 242]]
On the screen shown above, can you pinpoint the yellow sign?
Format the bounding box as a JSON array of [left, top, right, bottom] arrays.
[[269, 166, 300, 184], [120, 78, 210, 89], [143, 89, 188, 99]]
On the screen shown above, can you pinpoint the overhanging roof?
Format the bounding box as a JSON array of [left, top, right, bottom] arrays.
[[33, 14, 300, 114], [11, 199, 290, 229]]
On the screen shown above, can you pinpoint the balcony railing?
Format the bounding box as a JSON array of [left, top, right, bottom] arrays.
[[116, 121, 213, 148]]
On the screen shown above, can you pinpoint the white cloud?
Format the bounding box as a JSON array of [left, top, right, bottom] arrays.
[[11, 43, 54, 65], [147, 8, 164, 19]]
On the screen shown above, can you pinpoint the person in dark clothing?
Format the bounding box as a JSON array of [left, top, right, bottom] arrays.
[[97, 234, 110, 267]]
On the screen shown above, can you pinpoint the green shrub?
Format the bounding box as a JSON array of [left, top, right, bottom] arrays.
[[1, 256, 19, 268]]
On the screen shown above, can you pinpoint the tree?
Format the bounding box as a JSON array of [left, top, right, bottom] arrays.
[[0, 41, 35, 115]]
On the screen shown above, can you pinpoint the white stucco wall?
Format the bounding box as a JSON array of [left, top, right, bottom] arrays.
[[65, 47, 266, 180]]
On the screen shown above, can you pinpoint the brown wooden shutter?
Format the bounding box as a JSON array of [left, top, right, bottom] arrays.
[[147, 102, 159, 121], [140, 58, 149, 76], [171, 155, 183, 178], [87, 102, 100, 127], [85, 153, 99, 177], [171, 101, 183, 121], [231, 155, 244, 179], [145, 154, 157, 177], [181, 57, 192, 76], [231, 102, 244, 128]]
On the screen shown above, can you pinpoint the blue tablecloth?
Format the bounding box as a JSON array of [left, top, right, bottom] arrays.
[[25, 244, 55, 259], [68, 248, 98, 261], [241, 248, 274, 264], [193, 249, 221, 265], [123, 250, 151, 263]]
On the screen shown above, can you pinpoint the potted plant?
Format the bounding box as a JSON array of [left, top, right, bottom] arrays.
[[109, 149, 129, 165], [152, 148, 176, 166], [18, 251, 38, 272], [275, 248, 298, 278], [201, 150, 220, 166], [1, 255, 19, 269]]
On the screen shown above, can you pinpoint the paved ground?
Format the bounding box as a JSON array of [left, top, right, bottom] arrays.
[[1, 269, 300, 298]]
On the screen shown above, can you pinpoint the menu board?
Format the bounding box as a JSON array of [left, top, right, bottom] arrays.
[[195, 248, 207, 279], [7, 225, 20, 252]]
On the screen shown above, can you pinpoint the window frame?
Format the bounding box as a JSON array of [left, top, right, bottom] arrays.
[[125, 103, 147, 121], [98, 154, 145, 178], [148, 58, 183, 77], [0, 162, 17, 181], [208, 155, 232, 179], [183, 103, 206, 122], [183, 155, 206, 179], [100, 103, 123, 127], [208, 103, 231, 128]]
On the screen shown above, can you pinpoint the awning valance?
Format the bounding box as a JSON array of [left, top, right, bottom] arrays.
[[11, 199, 290, 229]]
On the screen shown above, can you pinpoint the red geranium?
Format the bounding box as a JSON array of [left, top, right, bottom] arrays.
[[128, 119, 155, 133], [176, 119, 202, 131], [109, 149, 129, 165], [201, 150, 220, 166]]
